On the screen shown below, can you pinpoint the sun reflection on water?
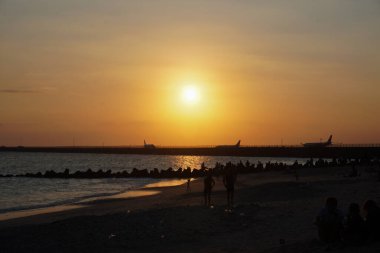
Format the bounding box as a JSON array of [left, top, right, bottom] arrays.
[[170, 156, 207, 170]]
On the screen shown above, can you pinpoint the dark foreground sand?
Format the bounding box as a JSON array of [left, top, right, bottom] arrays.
[[0, 166, 379, 253]]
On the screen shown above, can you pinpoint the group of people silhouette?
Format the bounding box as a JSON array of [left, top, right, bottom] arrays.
[[203, 166, 237, 211], [316, 197, 380, 249]]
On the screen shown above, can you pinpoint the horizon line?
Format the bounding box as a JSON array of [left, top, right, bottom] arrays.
[[2, 144, 380, 148]]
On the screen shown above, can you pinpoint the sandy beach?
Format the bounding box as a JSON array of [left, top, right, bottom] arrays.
[[0, 165, 379, 253]]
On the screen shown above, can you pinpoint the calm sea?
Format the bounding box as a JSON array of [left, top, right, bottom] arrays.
[[0, 152, 304, 213]]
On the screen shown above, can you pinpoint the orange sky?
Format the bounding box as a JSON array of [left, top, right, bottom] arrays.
[[1, 1, 380, 146]]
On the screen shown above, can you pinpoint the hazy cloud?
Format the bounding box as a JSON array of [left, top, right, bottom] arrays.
[[0, 86, 56, 94], [0, 89, 39, 94]]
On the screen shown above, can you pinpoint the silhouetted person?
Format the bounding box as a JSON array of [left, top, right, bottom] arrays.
[[203, 172, 215, 207], [363, 200, 380, 242], [342, 203, 365, 245], [223, 167, 237, 211], [293, 160, 299, 181], [315, 197, 344, 245], [186, 178, 191, 192], [349, 164, 358, 177]]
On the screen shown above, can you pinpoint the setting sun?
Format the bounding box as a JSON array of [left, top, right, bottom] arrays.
[[181, 85, 200, 105], [1, 2, 380, 252]]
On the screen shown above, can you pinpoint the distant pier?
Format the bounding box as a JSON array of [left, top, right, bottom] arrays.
[[1, 145, 380, 158]]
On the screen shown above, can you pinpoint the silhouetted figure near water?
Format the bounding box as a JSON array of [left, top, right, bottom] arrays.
[[203, 171, 215, 207], [349, 163, 358, 177], [342, 203, 365, 245], [293, 160, 299, 181], [223, 167, 237, 211], [315, 197, 344, 246], [186, 178, 191, 192], [363, 200, 380, 242]]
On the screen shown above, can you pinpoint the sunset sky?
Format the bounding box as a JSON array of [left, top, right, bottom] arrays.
[[1, 1, 380, 146]]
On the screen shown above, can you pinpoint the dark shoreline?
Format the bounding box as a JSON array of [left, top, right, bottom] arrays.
[[1, 146, 380, 158]]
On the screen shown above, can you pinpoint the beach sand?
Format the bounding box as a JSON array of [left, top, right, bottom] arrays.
[[0, 166, 379, 252]]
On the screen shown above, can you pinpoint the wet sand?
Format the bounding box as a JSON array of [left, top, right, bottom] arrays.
[[0, 166, 379, 252]]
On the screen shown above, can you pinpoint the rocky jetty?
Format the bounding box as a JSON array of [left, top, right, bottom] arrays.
[[0, 158, 378, 179]]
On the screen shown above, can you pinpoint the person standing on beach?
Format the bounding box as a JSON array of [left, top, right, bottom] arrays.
[[223, 167, 237, 211], [186, 178, 191, 192], [293, 160, 299, 181], [203, 171, 215, 207]]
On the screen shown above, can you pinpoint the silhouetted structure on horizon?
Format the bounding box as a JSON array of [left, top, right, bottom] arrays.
[[303, 135, 333, 148], [1, 144, 380, 158]]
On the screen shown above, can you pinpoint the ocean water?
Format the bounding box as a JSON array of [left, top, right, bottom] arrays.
[[0, 152, 304, 213]]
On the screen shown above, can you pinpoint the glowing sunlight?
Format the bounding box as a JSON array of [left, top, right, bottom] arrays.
[[181, 85, 200, 105]]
